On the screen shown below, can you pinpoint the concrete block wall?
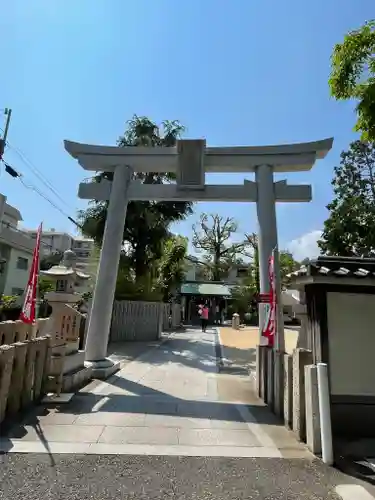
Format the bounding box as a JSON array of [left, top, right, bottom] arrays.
[[257, 346, 285, 415], [266, 348, 274, 410], [0, 345, 15, 422], [0, 336, 50, 424], [274, 351, 284, 417], [304, 364, 321, 454], [283, 353, 293, 428], [257, 345, 321, 455], [292, 348, 313, 441], [0, 318, 50, 346], [111, 300, 165, 341]]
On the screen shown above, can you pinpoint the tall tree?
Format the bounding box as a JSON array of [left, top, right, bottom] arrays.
[[156, 235, 188, 301], [78, 116, 193, 281], [244, 232, 299, 289], [318, 141, 375, 256], [115, 234, 188, 302], [192, 214, 246, 281], [329, 20, 375, 141]]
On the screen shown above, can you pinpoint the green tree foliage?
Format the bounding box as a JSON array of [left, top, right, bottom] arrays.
[[279, 251, 301, 286], [229, 272, 258, 320], [329, 20, 375, 141], [115, 234, 188, 302], [192, 214, 246, 281], [230, 233, 300, 317], [318, 140, 375, 256], [38, 277, 54, 299], [78, 115, 193, 282], [244, 233, 299, 289], [156, 235, 188, 301]]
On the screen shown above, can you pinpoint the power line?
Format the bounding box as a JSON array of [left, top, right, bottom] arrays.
[[1, 159, 81, 229], [0, 131, 73, 211]]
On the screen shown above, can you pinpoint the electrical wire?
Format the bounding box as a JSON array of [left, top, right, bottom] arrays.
[[0, 123, 82, 228], [1, 159, 81, 229], [0, 128, 73, 210]]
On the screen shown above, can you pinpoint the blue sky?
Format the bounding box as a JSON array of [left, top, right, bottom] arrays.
[[1, 0, 373, 259]]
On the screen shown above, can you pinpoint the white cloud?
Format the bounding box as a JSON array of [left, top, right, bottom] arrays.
[[286, 230, 322, 262]]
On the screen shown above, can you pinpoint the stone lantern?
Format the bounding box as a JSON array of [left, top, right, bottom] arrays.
[[42, 249, 89, 298], [40, 249, 92, 396]]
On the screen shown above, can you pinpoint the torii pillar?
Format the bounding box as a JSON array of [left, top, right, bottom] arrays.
[[65, 138, 333, 379]]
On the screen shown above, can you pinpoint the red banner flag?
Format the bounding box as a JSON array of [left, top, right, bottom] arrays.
[[261, 249, 276, 347], [20, 223, 42, 324]]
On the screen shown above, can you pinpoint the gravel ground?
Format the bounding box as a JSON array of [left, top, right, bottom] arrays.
[[1, 453, 374, 500]]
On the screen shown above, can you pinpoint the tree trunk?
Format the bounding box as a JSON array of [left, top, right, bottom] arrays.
[[213, 252, 221, 281]]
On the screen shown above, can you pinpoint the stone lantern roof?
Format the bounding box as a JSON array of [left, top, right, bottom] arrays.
[[40, 249, 90, 280]]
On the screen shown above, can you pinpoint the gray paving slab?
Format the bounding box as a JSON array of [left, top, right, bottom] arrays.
[[144, 414, 213, 429], [74, 411, 147, 426], [98, 425, 179, 445], [176, 400, 242, 420], [7, 424, 104, 443], [21, 411, 78, 426], [178, 428, 261, 447]]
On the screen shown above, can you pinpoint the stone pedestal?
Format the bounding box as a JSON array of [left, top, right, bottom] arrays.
[[41, 250, 92, 393], [46, 339, 92, 394], [232, 313, 240, 330], [85, 358, 120, 379]]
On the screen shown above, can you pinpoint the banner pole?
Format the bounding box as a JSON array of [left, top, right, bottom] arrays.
[[20, 223, 42, 330], [32, 222, 43, 337]]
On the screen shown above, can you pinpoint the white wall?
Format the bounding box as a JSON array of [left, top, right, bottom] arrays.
[[3, 247, 32, 296], [327, 292, 375, 397]]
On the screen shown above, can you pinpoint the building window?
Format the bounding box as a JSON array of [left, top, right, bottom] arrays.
[[12, 288, 24, 296], [16, 257, 28, 270], [77, 251, 89, 258]]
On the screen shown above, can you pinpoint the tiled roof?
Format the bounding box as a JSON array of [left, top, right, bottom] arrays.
[[288, 256, 375, 280], [180, 282, 232, 296]]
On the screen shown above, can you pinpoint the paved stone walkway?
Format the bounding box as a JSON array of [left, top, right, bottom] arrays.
[[2, 328, 375, 499], [1, 328, 309, 457]]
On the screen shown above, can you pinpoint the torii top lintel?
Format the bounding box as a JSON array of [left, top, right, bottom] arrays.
[[64, 137, 333, 174]]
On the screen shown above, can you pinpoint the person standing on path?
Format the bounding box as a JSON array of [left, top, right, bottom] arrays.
[[200, 303, 209, 332]]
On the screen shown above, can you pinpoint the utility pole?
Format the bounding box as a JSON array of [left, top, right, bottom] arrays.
[[0, 108, 12, 160]]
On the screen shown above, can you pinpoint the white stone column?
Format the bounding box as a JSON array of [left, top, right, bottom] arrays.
[[255, 164, 284, 352], [85, 165, 132, 378]]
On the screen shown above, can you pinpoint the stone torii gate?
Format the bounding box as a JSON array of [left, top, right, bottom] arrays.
[[65, 138, 333, 378]]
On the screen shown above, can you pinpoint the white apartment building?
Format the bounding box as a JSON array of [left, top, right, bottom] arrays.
[[25, 228, 98, 294], [71, 237, 99, 293], [0, 194, 35, 298], [25, 228, 74, 256]]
